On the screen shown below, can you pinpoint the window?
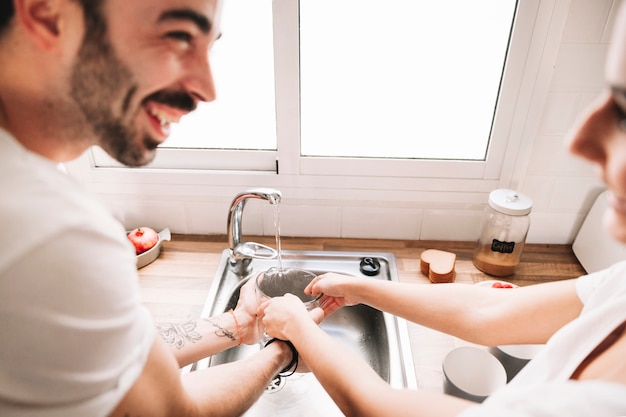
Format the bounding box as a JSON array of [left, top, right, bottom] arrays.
[[300, 0, 517, 162]]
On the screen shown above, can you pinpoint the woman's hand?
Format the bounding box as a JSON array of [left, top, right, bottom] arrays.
[[305, 273, 362, 316]]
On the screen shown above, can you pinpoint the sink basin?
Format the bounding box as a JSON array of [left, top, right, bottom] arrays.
[[184, 249, 417, 416]]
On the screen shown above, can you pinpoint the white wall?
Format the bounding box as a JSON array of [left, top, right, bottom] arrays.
[[519, 0, 617, 244], [74, 0, 620, 244]]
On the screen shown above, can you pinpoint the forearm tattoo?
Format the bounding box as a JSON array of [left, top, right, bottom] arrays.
[[155, 320, 201, 349], [155, 317, 237, 349], [205, 317, 237, 342]]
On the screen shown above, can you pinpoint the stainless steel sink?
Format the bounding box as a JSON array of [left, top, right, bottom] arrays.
[[185, 249, 417, 416]]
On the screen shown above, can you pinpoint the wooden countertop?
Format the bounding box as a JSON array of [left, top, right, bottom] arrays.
[[138, 234, 586, 392]]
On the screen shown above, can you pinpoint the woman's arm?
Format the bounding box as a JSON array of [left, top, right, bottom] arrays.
[[260, 295, 477, 417], [309, 274, 584, 346]]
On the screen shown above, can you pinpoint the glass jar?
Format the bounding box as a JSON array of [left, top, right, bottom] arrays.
[[472, 189, 533, 277]]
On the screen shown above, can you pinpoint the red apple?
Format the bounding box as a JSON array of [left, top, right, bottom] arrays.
[[128, 227, 159, 255]]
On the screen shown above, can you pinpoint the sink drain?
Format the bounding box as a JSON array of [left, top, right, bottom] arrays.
[[265, 375, 286, 393]]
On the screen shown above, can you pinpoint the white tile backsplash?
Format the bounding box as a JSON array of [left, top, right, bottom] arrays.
[[341, 207, 422, 240], [527, 212, 587, 244], [263, 203, 342, 238], [420, 210, 483, 242], [520, 176, 557, 211], [550, 177, 606, 211], [604, 0, 625, 42], [527, 134, 599, 177], [551, 44, 608, 92], [185, 200, 232, 235], [537, 93, 582, 136], [102, 197, 188, 233]]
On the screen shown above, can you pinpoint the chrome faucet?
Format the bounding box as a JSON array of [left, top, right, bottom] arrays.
[[227, 188, 282, 273]]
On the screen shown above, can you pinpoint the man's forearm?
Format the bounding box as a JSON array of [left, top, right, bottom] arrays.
[[156, 310, 247, 367], [181, 340, 293, 416]]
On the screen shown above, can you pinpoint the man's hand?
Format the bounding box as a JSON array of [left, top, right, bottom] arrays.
[[233, 276, 265, 345]]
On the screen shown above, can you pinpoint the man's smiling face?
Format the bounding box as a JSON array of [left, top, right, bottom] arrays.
[[69, 0, 222, 166]]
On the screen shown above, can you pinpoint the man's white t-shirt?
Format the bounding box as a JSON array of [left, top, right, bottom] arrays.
[[460, 260, 626, 416], [0, 129, 154, 417]]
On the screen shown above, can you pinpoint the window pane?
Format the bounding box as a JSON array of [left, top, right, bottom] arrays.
[[299, 0, 517, 160], [161, 0, 276, 150]]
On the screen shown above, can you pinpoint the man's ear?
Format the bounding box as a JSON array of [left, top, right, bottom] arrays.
[[13, 0, 64, 49]]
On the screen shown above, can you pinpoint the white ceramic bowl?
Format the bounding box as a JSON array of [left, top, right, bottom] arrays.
[[442, 346, 507, 403]]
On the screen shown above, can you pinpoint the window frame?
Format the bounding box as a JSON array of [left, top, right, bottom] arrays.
[[68, 0, 567, 205]]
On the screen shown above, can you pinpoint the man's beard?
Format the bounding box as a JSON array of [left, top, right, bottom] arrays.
[[69, 6, 158, 167]]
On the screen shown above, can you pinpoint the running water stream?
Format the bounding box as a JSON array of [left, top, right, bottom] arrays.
[[274, 202, 283, 272], [245, 202, 344, 417]]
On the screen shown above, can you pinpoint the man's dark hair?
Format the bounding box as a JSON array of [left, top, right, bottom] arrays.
[[0, 0, 15, 36], [0, 0, 102, 38]]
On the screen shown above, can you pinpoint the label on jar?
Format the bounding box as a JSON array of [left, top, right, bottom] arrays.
[[491, 239, 515, 254]]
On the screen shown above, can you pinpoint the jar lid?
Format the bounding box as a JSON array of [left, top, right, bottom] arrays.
[[488, 189, 533, 216]]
